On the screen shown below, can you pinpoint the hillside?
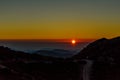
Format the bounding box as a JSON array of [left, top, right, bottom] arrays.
[[73, 37, 120, 80]]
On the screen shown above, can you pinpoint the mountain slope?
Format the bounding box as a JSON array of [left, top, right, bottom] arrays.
[[73, 36, 120, 80], [74, 37, 120, 61]]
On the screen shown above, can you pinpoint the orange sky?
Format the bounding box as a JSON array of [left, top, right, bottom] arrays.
[[0, 20, 119, 39], [0, 0, 120, 39]]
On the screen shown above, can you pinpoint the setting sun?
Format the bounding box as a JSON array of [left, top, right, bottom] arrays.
[[72, 40, 76, 44]]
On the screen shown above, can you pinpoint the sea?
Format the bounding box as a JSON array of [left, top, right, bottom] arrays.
[[0, 40, 91, 57]]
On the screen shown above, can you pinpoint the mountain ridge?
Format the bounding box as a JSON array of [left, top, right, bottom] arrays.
[[0, 36, 120, 80]]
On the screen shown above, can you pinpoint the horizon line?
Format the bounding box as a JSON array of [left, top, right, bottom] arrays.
[[0, 38, 96, 42]]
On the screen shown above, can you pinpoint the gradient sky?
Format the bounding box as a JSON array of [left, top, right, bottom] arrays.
[[0, 0, 120, 39]]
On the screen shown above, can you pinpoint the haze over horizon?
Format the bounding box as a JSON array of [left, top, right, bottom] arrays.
[[0, 0, 120, 39]]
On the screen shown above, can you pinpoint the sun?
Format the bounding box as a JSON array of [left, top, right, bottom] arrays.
[[72, 39, 76, 44]]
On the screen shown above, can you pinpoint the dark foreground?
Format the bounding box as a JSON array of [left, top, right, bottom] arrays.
[[0, 37, 120, 80]]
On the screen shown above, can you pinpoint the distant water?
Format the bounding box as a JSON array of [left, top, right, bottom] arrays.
[[0, 40, 90, 53]]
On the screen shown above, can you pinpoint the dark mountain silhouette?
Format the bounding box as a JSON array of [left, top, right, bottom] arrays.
[[73, 37, 120, 61], [73, 36, 120, 80], [0, 46, 81, 80], [0, 36, 120, 80], [0, 46, 65, 62]]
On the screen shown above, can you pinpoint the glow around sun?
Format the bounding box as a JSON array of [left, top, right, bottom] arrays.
[[72, 40, 76, 44]]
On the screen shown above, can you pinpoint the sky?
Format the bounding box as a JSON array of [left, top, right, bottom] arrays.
[[0, 0, 120, 39]]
